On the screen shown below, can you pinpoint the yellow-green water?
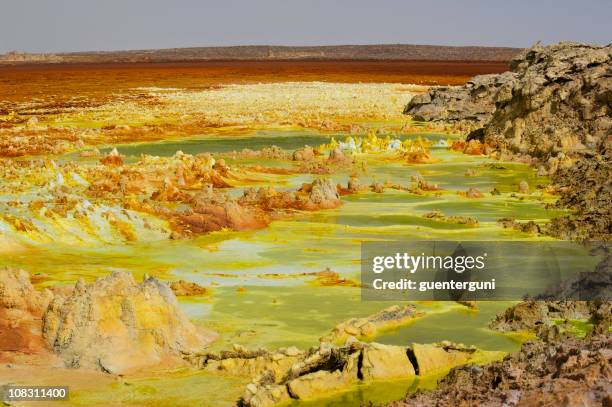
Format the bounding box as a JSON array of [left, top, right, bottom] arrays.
[[2, 129, 564, 406]]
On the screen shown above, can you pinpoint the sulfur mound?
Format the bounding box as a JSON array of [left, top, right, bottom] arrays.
[[42, 271, 216, 374], [0, 268, 53, 360], [179, 198, 270, 235], [240, 178, 341, 211], [302, 178, 341, 209], [170, 280, 208, 296], [99, 147, 124, 166]]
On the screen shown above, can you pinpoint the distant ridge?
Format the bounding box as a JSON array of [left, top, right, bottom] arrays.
[[0, 44, 521, 64]]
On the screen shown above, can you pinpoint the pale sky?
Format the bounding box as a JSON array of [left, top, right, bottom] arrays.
[[1, 0, 610, 53]]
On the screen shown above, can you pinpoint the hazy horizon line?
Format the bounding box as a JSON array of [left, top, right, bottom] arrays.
[[1, 41, 536, 55]]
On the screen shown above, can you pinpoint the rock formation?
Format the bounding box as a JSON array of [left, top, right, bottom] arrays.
[[489, 248, 611, 333], [42, 271, 216, 374], [489, 299, 610, 333], [535, 251, 612, 303], [186, 344, 304, 378], [1, 269, 217, 374], [404, 72, 517, 126], [405, 59, 610, 401], [99, 147, 124, 166], [404, 42, 612, 240], [239, 178, 341, 211], [423, 211, 479, 226], [236, 339, 497, 407], [320, 305, 424, 344], [405, 42, 611, 161], [387, 332, 612, 407], [292, 146, 317, 161], [497, 217, 542, 234], [170, 280, 208, 296], [548, 144, 611, 240], [178, 197, 270, 235], [488, 301, 552, 332], [0, 268, 53, 360], [485, 43, 610, 167], [302, 178, 341, 209]]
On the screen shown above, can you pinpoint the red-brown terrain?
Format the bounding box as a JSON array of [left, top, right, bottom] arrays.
[[0, 60, 509, 106]]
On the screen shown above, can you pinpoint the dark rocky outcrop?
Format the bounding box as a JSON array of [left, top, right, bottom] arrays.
[[485, 43, 611, 166], [405, 42, 611, 164], [535, 251, 612, 303], [388, 332, 612, 407], [404, 42, 612, 240], [547, 142, 611, 240], [404, 72, 516, 126], [489, 299, 610, 334], [488, 301, 552, 332], [489, 250, 612, 334]]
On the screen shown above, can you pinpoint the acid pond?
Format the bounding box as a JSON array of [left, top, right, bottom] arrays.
[[4, 128, 565, 406]]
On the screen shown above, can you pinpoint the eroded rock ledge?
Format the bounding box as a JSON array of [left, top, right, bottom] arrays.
[[238, 340, 497, 407], [404, 72, 517, 127], [183, 338, 499, 407], [320, 304, 425, 344]]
